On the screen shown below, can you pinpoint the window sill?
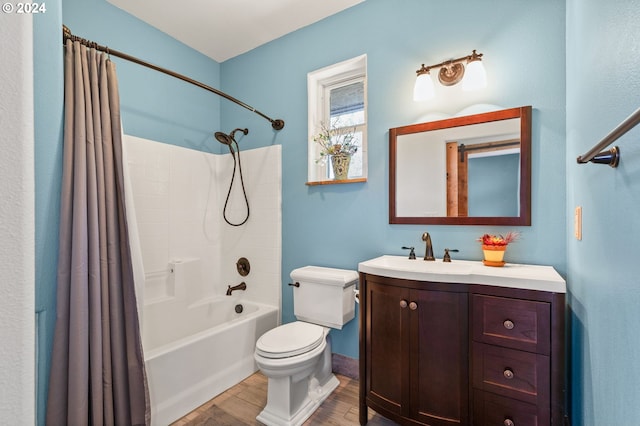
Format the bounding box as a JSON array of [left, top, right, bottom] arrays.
[[306, 178, 367, 186]]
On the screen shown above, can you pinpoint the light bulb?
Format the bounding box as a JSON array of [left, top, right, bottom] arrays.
[[413, 72, 435, 101], [461, 60, 487, 91]]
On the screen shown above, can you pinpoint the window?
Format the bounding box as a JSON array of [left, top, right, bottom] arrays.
[[307, 55, 367, 184]]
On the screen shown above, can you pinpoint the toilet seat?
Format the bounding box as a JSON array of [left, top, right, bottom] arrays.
[[256, 322, 324, 359]]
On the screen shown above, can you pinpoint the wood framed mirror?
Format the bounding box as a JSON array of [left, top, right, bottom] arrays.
[[389, 106, 531, 225]]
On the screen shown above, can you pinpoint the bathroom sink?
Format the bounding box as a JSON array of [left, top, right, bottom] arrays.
[[358, 255, 473, 282], [358, 255, 567, 293]]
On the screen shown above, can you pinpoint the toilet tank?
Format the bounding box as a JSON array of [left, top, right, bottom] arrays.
[[290, 266, 359, 330]]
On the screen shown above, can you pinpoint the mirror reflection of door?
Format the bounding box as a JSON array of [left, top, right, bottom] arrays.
[[446, 141, 467, 217], [446, 139, 520, 217]]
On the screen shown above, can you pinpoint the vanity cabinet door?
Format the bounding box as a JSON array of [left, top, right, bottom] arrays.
[[410, 288, 469, 426], [364, 281, 405, 418], [362, 276, 468, 426]]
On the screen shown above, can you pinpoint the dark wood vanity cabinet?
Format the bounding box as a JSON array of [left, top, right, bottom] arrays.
[[359, 273, 566, 426]]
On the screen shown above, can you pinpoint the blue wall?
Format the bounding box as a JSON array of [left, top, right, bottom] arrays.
[[221, 0, 566, 359], [566, 0, 640, 423], [34, 0, 221, 423]]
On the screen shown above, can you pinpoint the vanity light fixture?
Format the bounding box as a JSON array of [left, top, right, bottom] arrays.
[[413, 50, 487, 101]]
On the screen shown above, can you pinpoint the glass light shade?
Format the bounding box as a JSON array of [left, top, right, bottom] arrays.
[[461, 60, 487, 91], [413, 72, 435, 101]]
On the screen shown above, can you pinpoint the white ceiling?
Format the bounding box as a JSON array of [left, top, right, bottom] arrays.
[[106, 0, 365, 62]]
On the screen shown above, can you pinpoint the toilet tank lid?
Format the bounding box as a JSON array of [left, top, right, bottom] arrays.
[[290, 266, 359, 287]]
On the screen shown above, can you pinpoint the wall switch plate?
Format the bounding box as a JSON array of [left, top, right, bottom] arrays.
[[574, 206, 582, 240]]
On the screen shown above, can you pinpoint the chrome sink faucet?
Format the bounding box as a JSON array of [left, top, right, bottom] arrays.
[[422, 232, 435, 261], [226, 282, 247, 295]]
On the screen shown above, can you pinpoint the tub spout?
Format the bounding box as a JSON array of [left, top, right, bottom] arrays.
[[226, 282, 247, 296]]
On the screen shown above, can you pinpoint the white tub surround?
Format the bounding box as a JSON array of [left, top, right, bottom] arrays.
[[124, 136, 282, 424]]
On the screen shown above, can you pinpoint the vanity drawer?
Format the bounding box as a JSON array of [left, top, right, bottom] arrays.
[[472, 294, 550, 354], [472, 342, 549, 406], [473, 390, 544, 426]]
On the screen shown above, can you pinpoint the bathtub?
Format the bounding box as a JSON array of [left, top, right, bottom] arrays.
[[144, 298, 278, 425]]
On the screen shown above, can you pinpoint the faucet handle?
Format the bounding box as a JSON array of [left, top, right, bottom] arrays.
[[402, 246, 416, 260], [443, 248, 459, 262]]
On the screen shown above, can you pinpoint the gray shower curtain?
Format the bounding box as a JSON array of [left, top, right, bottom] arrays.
[[47, 40, 150, 426]]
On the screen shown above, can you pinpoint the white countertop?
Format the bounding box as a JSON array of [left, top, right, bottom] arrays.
[[358, 255, 566, 293]]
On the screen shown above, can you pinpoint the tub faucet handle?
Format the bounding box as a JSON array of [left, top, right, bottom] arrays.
[[236, 257, 250, 276]]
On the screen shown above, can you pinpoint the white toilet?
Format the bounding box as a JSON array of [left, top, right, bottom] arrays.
[[254, 265, 359, 426]]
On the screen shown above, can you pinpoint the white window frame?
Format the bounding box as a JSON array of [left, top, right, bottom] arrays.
[[307, 54, 367, 183]]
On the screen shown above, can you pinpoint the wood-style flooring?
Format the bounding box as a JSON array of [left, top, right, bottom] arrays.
[[171, 371, 398, 426]]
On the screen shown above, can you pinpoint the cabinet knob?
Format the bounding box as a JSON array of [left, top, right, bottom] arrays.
[[409, 301, 418, 310], [504, 419, 515, 426], [503, 319, 515, 330], [400, 299, 408, 308], [503, 368, 514, 380]]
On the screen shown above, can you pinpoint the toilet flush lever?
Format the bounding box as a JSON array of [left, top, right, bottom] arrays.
[[288, 282, 300, 287]]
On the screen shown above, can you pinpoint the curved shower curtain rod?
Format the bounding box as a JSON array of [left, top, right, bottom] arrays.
[[62, 25, 285, 131]]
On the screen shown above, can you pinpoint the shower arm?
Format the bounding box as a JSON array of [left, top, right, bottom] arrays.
[[62, 25, 285, 131]]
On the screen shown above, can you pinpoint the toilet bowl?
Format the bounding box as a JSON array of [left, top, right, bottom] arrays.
[[254, 322, 338, 426], [254, 266, 358, 426]]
